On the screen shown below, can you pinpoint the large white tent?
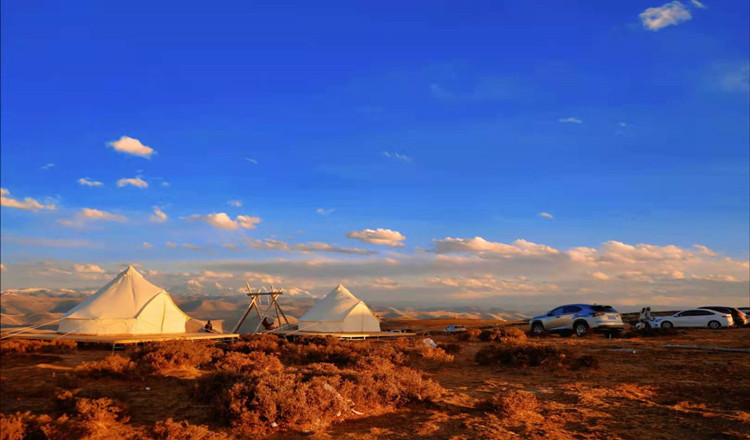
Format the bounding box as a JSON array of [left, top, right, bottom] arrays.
[[298, 284, 380, 333], [58, 266, 191, 335]]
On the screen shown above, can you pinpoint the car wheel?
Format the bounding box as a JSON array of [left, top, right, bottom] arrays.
[[708, 320, 721, 329], [531, 322, 545, 334], [574, 321, 588, 337], [661, 321, 673, 329]]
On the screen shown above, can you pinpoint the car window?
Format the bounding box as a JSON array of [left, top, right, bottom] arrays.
[[549, 307, 562, 315], [695, 310, 713, 316], [562, 306, 582, 314], [591, 305, 617, 313], [680, 311, 696, 316]]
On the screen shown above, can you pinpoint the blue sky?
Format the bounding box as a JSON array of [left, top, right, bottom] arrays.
[[1, 1, 748, 309]]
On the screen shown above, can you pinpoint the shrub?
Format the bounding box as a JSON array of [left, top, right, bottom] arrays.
[[75, 354, 136, 379], [440, 343, 462, 354], [132, 341, 221, 374], [0, 338, 77, 354], [417, 346, 454, 364], [475, 341, 568, 368], [0, 412, 26, 440], [281, 340, 359, 367], [227, 334, 285, 353], [152, 418, 231, 440], [215, 351, 283, 374], [196, 353, 444, 435], [478, 390, 539, 418], [458, 328, 482, 341], [475, 341, 597, 370], [479, 327, 526, 342]]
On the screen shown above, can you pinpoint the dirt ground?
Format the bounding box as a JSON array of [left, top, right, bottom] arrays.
[[2, 321, 749, 439]]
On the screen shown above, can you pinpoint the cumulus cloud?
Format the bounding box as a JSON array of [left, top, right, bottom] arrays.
[[228, 200, 242, 207], [107, 136, 155, 158], [316, 208, 335, 216], [639, 1, 692, 31], [558, 117, 582, 124], [73, 264, 106, 274], [58, 208, 126, 226], [117, 176, 148, 188], [149, 206, 168, 223], [346, 228, 406, 247], [78, 178, 103, 187], [432, 237, 560, 258], [1, 188, 56, 211], [183, 212, 261, 230], [539, 212, 554, 219]]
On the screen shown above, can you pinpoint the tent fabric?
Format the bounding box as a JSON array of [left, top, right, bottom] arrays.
[[58, 266, 191, 335], [298, 284, 380, 333]]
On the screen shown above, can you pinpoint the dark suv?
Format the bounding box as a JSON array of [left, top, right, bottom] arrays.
[[700, 306, 747, 327]]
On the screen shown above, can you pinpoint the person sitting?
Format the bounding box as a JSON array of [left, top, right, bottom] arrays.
[[204, 320, 214, 333], [261, 317, 276, 330]]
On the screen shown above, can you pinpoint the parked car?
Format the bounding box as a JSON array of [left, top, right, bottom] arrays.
[[700, 306, 747, 327], [443, 325, 466, 333], [652, 308, 733, 329], [529, 304, 624, 337]]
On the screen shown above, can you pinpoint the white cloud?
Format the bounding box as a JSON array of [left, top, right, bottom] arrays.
[[59, 208, 126, 227], [539, 212, 554, 219], [244, 157, 258, 164], [383, 151, 412, 162], [316, 208, 335, 216], [1, 188, 56, 211], [432, 237, 560, 258], [166, 241, 178, 249], [245, 238, 375, 255], [346, 228, 406, 247], [228, 200, 242, 207], [558, 117, 582, 124], [223, 243, 240, 251], [149, 206, 168, 223], [182, 243, 203, 252], [690, 0, 706, 9], [162, 182, 170, 187], [183, 212, 260, 230], [73, 264, 106, 274], [117, 176, 148, 188], [143, 242, 154, 249], [107, 136, 155, 158], [719, 64, 749, 93], [692, 244, 716, 257], [41, 163, 55, 170], [639, 1, 692, 31], [78, 178, 103, 187], [2, 236, 98, 248], [591, 271, 610, 280], [619, 122, 628, 128]]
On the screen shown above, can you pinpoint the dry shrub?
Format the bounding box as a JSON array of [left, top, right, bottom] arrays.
[[37, 397, 138, 439], [227, 334, 285, 353], [458, 328, 482, 341], [196, 353, 443, 435], [624, 327, 685, 338], [281, 340, 358, 367], [75, 354, 136, 379], [133, 340, 222, 375], [478, 390, 539, 418], [476, 341, 589, 369], [571, 355, 599, 370], [0, 412, 26, 440], [152, 418, 231, 440], [215, 351, 283, 374], [0, 338, 77, 354], [417, 346, 455, 363], [479, 327, 526, 342], [440, 343, 462, 354]]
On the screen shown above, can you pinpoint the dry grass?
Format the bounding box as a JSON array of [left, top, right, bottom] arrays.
[[75, 354, 137, 379], [475, 340, 596, 370], [0, 338, 77, 354], [152, 418, 231, 440], [132, 340, 222, 375], [478, 327, 527, 342], [477, 390, 539, 418]]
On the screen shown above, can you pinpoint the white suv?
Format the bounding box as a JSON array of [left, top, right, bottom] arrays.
[[529, 304, 624, 337]]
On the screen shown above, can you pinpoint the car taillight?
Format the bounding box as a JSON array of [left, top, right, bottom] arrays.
[[592, 313, 604, 317], [722, 315, 731, 318]]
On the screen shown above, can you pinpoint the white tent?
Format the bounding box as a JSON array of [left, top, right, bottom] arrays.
[[298, 284, 380, 333], [58, 266, 191, 335]]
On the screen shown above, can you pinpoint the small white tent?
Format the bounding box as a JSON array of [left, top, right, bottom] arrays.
[[298, 284, 380, 333], [58, 266, 191, 335]]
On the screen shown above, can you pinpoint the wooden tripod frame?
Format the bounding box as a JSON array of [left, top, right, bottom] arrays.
[[232, 282, 291, 334]]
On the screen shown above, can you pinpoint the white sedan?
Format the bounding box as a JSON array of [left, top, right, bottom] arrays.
[[652, 308, 734, 329]]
